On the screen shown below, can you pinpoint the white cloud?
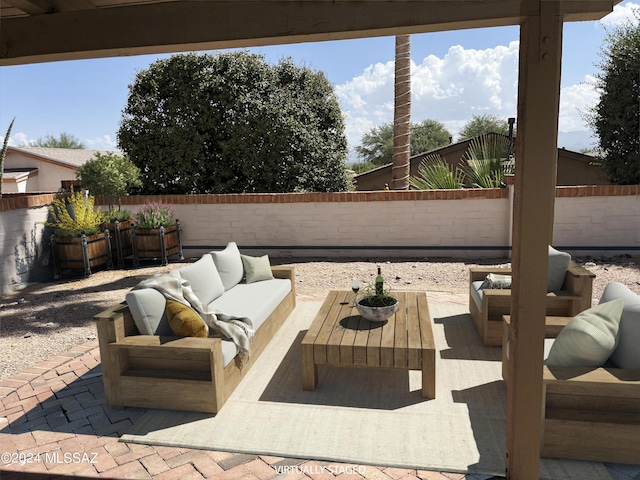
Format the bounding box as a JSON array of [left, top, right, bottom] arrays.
[[8, 132, 33, 146], [600, 1, 639, 26], [559, 75, 599, 132], [337, 41, 520, 155], [338, 40, 602, 158], [85, 134, 118, 150]]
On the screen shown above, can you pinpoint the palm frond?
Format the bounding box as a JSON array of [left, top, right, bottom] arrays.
[[461, 135, 513, 188], [409, 154, 464, 190]]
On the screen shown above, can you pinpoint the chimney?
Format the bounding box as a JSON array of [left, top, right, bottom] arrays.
[[508, 117, 516, 154]]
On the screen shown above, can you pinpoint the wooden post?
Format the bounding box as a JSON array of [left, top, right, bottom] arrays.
[[507, 2, 563, 478]]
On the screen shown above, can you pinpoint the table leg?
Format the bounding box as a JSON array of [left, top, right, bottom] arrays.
[[421, 348, 436, 399], [301, 344, 318, 390]]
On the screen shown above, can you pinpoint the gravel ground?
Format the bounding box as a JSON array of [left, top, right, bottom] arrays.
[[1, 255, 638, 381]]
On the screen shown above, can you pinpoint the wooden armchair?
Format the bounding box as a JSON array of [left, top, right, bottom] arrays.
[[468, 262, 595, 346], [502, 315, 640, 464]]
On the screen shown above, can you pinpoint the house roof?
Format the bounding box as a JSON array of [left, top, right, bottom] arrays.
[[354, 132, 596, 181], [6, 146, 117, 170], [2, 167, 38, 182]]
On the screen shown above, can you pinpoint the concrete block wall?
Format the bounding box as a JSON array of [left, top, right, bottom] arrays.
[[1, 186, 638, 295], [553, 188, 640, 253], [116, 190, 511, 259], [0, 194, 57, 294]]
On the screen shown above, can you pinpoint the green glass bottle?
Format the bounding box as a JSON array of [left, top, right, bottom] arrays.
[[375, 266, 384, 296]]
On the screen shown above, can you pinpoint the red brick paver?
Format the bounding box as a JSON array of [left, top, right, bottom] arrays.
[[0, 338, 505, 480]]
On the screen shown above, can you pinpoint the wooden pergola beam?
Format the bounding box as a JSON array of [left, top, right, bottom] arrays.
[[0, 0, 618, 65]]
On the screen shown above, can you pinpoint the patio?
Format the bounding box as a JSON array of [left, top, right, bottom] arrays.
[[1, 259, 639, 479]]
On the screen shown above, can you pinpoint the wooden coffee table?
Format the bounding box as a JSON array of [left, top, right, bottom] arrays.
[[301, 290, 436, 398]]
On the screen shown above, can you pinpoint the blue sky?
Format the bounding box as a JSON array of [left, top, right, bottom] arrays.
[[1, 1, 638, 160]]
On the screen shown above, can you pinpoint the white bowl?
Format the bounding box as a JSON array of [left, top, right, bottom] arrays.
[[355, 296, 399, 322]]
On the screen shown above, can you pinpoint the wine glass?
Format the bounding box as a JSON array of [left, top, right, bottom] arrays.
[[351, 278, 360, 306]]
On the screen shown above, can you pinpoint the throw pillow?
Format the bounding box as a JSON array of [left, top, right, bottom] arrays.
[[547, 245, 571, 292], [480, 273, 512, 290], [241, 254, 274, 283], [545, 298, 624, 367], [166, 300, 209, 338], [211, 242, 244, 291]]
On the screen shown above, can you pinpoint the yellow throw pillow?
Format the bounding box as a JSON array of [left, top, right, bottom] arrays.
[[166, 300, 209, 338]]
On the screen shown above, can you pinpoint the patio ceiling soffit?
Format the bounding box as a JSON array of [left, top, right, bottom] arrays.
[[0, 0, 619, 66]]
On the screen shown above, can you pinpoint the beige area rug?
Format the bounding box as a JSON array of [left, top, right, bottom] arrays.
[[121, 297, 611, 479]]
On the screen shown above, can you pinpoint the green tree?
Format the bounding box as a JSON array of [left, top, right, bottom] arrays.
[[118, 52, 351, 194], [1, 117, 15, 198], [588, 9, 640, 185], [76, 152, 142, 210], [30, 132, 85, 149], [356, 119, 451, 167], [457, 114, 513, 141]]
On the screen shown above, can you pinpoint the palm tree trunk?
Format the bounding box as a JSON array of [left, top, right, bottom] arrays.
[[392, 34, 411, 190]]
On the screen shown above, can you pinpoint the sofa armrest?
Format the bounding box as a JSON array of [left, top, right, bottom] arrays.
[[544, 365, 640, 398], [271, 265, 296, 297], [560, 261, 595, 313], [469, 266, 512, 283], [566, 261, 596, 280], [94, 303, 139, 343]]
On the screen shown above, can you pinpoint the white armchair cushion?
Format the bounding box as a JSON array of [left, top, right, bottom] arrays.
[[546, 299, 624, 367], [603, 282, 640, 369], [547, 245, 571, 292]]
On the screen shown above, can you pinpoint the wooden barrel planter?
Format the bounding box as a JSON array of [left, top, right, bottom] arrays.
[[104, 220, 133, 267], [131, 220, 183, 266], [51, 231, 113, 278]]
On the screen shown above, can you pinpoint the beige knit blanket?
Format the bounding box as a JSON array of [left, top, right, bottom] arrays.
[[133, 274, 254, 358]]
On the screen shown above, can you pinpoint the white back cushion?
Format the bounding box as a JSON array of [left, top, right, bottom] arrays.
[[211, 242, 244, 290], [176, 254, 225, 304], [126, 287, 173, 336]]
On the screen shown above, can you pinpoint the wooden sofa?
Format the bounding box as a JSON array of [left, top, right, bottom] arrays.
[[94, 266, 296, 414], [502, 315, 640, 464], [469, 262, 595, 346]]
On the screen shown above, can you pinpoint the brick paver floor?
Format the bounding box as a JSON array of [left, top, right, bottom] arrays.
[[1, 324, 638, 479]]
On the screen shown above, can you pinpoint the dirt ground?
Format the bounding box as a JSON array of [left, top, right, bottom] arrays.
[[1, 254, 638, 381]]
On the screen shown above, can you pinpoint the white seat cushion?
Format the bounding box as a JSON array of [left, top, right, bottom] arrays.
[[210, 278, 292, 365]]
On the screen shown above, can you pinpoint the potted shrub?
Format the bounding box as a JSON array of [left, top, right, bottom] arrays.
[[104, 208, 134, 267], [44, 189, 112, 278], [76, 152, 141, 266], [131, 202, 183, 266]]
